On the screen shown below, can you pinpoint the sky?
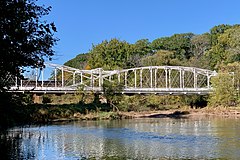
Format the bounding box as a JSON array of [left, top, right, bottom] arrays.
[[40, 0, 240, 65]]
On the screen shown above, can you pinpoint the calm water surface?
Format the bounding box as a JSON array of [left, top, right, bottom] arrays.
[[2, 117, 240, 159]]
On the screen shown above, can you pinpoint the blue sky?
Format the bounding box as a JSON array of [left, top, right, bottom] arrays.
[[40, 0, 240, 65]]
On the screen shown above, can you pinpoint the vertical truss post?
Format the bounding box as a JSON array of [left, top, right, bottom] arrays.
[[80, 72, 83, 85], [179, 68, 182, 89], [109, 75, 112, 81], [168, 69, 171, 89], [140, 69, 143, 88], [61, 67, 64, 87], [99, 68, 103, 87], [194, 68, 197, 88], [182, 70, 185, 89], [150, 68, 153, 88], [54, 68, 57, 87], [165, 69, 168, 88], [207, 72, 210, 89], [73, 72, 76, 85], [15, 76, 17, 87], [41, 68, 44, 87], [134, 69, 137, 88], [35, 68, 38, 88], [20, 79, 23, 89], [125, 71, 127, 87], [91, 71, 93, 87], [118, 72, 120, 84], [154, 68, 157, 88]]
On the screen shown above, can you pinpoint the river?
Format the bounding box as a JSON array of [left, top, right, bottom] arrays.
[[1, 116, 240, 159]]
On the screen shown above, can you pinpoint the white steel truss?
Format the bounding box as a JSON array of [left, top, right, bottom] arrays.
[[8, 63, 217, 95]]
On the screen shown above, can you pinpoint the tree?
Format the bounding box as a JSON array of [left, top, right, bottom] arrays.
[[210, 24, 232, 45], [151, 33, 195, 60], [208, 63, 240, 107], [64, 53, 89, 69], [190, 33, 211, 59], [220, 62, 240, 100], [88, 38, 133, 70], [141, 50, 182, 66], [0, 0, 57, 91], [206, 25, 240, 69], [102, 81, 124, 111], [126, 39, 153, 67], [133, 39, 152, 56], [208, 72, 237, 107]]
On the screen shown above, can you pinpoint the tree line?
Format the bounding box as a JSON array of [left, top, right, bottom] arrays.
[[65, 24, 240, 107]]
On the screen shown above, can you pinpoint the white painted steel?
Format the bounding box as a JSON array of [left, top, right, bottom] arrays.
[[9, 63, 218, 95]]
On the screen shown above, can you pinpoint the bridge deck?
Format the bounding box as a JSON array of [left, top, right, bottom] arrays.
[[9, 86, 212, 95]]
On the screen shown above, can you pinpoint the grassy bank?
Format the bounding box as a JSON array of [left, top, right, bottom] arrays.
[[28, 103, 124, 122], [1, 92, 240, 131], [9, 103, 240, 125]]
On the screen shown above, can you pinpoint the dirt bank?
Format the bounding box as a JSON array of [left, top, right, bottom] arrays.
[[46, 107, 240, 122], [118, 107, 240, 119]]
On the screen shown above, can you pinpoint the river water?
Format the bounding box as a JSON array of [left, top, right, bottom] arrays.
[[2, 116, 240, 159]]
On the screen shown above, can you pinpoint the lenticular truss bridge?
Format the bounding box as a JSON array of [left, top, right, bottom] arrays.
[[9, 62, 217, 95]]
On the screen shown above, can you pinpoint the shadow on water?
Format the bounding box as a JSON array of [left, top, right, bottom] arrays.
[[0, 131, 24, 160], [146, 111, 190, 118]]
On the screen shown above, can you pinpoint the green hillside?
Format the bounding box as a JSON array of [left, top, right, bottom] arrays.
[[64, 24, 240, 72], [64, 24, 240, 108]]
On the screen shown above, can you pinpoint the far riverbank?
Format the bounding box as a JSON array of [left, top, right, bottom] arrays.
[[1, 101, 240, 130], [49, 107, 240, 122]]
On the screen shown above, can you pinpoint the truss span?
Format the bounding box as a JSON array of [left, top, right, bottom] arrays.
[[9, 63, 217, 95]]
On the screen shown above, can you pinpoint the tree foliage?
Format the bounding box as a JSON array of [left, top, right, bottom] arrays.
[[141, 50, 181, 66], [210, 24, 232, 45], [102, 81, 124, 111], [208, 72, 237, 107], [206, 25, 240, 69], [65, 24, 240, 108], [88, 39, 133, 70], [133, 39, 152, 56], [151, 33, 195, 60], [64, 53, 89, 69], [0, 0, 57, 91]]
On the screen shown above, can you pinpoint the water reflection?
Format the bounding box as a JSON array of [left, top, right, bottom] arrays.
[[4, 117, 240, 159]]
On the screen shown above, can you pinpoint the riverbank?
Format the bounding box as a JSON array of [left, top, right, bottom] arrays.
[[119, 108, 240, 119], [123, 107, 240, 119], [50, 107, 240, 122], [2, 101, 240, 130]]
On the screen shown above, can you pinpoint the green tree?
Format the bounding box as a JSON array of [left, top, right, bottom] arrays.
[[133, 39, 152, 56], [151, 37, 170, 51], [187, 33, 212, 69], [208, 72, 237, 107], [64, 53, 89, 69], [0, 0, 57, 129], [151, 33, 195, 60], [210, 24, 232, 45], [220, 62, 240, 100], [88, 38, 133, 70], [127, 39, 153, 67], [190, 33, 211, 58], [141, 50, 182, 66], [0, 0, 57, 91], [102, 81, 124, 111], [206, 25, 240, 69]]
